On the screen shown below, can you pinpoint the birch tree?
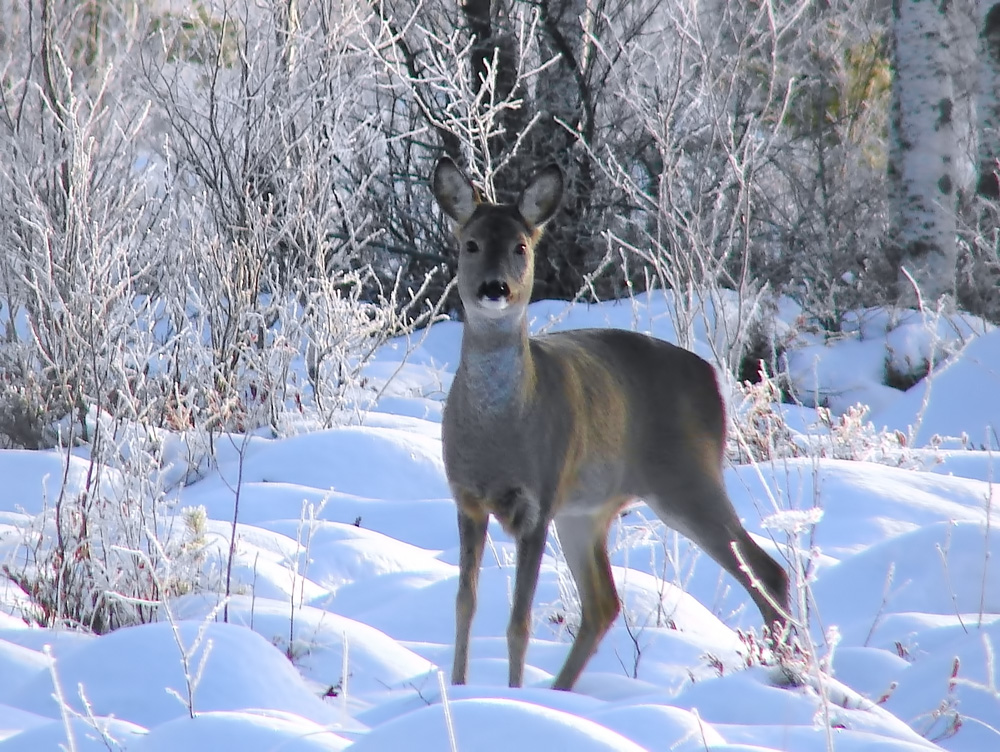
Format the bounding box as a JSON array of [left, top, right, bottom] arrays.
[[888, 0, 959, 304]]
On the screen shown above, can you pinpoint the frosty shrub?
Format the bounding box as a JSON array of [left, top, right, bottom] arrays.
[[0, 0, 437, 632], [730, 373, 927, 469], [3, 432, 209, 633], [0, 0, 440, 447]]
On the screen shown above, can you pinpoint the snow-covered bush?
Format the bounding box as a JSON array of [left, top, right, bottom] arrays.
[[3, 432, 209, 633], [0, 0, 436, 632]]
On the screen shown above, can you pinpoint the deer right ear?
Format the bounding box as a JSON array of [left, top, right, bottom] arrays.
[[432, 157, 479, 226]]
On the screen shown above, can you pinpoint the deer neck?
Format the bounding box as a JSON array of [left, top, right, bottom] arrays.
[[457, 311, 534, 413]]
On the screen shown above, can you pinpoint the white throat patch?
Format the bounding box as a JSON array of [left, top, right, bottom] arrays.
[[478, 297, 510, 312]]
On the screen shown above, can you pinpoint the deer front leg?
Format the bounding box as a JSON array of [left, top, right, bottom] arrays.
[[453, 506, 488, 685], [551, 512, 620, 690], [507, 522, 548, 688]]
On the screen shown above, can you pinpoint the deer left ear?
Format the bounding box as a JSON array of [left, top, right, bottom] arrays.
[[518, 164, 564, 228]]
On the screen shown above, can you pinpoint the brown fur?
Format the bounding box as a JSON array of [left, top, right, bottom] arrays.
[[433, 157, 789, 691]]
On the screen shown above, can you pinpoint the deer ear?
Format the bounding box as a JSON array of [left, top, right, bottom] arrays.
[[518, 164, 564, 228], [432, 157, 479, 225]]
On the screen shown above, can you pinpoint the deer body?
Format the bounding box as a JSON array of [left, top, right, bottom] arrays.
[[433, 158, 789, 692]]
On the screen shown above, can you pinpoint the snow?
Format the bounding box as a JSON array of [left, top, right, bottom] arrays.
[[872, 328, 1000, 448], [349, 697, 648, 752], [4, 621, 349, 729], [129, 711, 352, 751], [0, 451, 124, 516], [1, 292, 1000, 750]]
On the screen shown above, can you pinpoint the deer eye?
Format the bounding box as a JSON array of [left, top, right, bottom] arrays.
[[465, 240, 479, 254], [515, 243, 527, 256]]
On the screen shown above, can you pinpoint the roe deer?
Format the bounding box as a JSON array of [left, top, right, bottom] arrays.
[[432, 157, 789, 691]]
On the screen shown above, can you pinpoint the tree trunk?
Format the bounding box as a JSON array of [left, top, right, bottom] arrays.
[[461, 0, 524, 167], [887, 0, 964, 305], [530, 0, 595, 299], [978, 2, 1000, 198]]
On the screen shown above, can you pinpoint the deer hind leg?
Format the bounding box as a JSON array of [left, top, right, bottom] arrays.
[[724, 526, 790, 631], [550, 512, 620, 691], [648, 482, 789, 630], [453, 507, 488, 685], [691, 514, 789, 628]]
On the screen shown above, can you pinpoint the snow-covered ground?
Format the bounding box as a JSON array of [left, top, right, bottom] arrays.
[[1, 292, 999, 751]]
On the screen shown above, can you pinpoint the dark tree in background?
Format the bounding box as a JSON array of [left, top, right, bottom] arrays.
[[978, 2, 1000, 199]]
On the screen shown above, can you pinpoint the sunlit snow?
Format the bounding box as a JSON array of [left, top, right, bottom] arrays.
[[1, 293, 998, 751]]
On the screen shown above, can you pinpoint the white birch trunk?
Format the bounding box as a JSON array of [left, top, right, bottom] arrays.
[[888, 0, 959, 304], [977, 2, 1000, 197]]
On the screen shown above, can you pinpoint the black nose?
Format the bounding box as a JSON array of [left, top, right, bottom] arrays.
[[478, 280, 510, 300]]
